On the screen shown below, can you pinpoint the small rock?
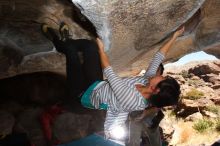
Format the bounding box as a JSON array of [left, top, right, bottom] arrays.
[[191, 75, 200, 80], [203, 110, 218, 118], [185, 112, 203, 122]]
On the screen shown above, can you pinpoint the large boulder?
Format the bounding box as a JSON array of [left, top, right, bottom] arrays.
[[188, 60, 220, 76], [0, 0, 219, 78]]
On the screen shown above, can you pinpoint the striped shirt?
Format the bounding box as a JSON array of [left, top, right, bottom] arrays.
[[90, 51, 165, 135]]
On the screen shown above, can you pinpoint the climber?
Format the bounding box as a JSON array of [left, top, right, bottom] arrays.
[[41, 22, 184, 139]]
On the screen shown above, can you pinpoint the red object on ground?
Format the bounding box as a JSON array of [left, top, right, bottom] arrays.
[[40, 104, 65, 146]]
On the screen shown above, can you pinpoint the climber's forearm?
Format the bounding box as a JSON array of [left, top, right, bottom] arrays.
[[159, 26, 185, 56], [96, 38, 110, 69], [159, 35, 177, 56], [99, 49, 110, 69]]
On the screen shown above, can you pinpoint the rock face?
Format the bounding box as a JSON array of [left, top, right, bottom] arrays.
[[160, 60, 220, 146], [0, 1, 219, 145], [165, 60, 220, 119], [72, 0, 205, 71], [0, 0, 219, 79], [188, 60, 220, 76]]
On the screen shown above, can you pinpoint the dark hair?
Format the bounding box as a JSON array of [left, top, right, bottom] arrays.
[[149, 76, 180, 108], [158, 63, 164, 75]]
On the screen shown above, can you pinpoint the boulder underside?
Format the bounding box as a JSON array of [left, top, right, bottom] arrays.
[[0, 0, 219, 78]]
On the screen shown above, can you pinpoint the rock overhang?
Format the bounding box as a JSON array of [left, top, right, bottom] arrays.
[[0, 0, 219, 79]]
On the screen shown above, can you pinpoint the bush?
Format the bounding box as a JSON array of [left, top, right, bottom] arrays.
[[206, 106, 219, 115], [180, 70, 190, 78], [184, 88, 204, 100], [215, 119, 220, 132], [168, 110, 176, 118], [187, 80, 196, 86], [193, 119, 214, 133]]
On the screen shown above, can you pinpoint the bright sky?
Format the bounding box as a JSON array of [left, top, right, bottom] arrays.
[[165, 51, 218, 67]]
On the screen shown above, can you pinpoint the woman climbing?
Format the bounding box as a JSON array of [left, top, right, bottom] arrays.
[[41, 22, 184, 139]]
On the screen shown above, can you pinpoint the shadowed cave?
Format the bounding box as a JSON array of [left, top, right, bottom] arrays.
[[0, 72, 67, 105], [0, 72, 106, 146]]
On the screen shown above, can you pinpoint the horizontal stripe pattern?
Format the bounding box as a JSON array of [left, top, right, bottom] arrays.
[[90, 51, 165, 134]]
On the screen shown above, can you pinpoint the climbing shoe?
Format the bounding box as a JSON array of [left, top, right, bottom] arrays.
[[41, 23, 59, 41], [59, 22, 70, 41]]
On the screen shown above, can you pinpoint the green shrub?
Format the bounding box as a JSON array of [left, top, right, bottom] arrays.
[[187, 80, 195, 86], [193, 119, 214, 133], [180, 70, 190, 78], [206, 106, 219, 115], [184, 88, 204, 100], [168, 110, 176, 118], [215, 119, 220, 132]]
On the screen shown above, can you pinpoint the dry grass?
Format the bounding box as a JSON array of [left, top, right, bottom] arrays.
[[179, 126, 192, 143], [169, 120, 220, 146], [170, 120, 194, 145], [184, 88, 204, 100], [206, 106, 220, 115], [216, 118, 220, 132], [193, 119, 214, 133]]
